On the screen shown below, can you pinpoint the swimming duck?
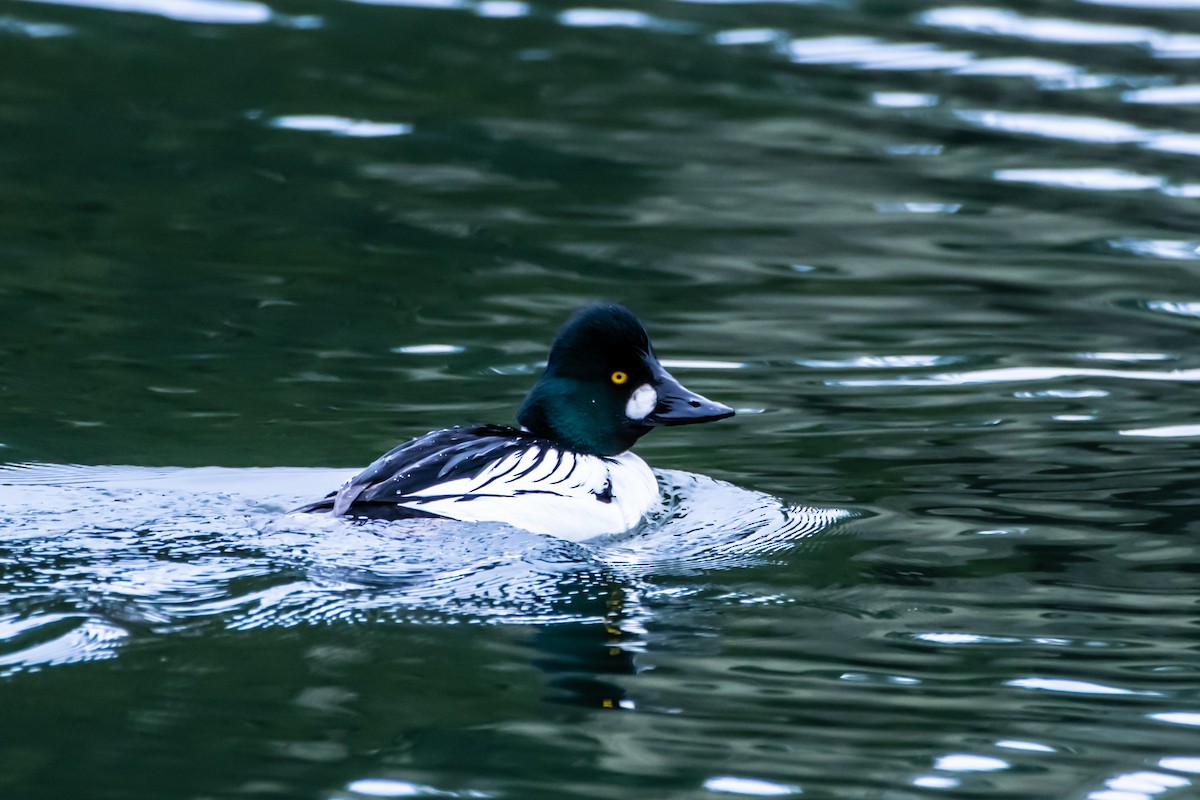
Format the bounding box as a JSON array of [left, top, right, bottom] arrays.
[[294, 304, 734, 540]]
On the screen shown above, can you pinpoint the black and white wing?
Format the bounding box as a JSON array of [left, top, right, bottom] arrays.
[[294, 425, 533, 514], [293, 424, 660, 540]]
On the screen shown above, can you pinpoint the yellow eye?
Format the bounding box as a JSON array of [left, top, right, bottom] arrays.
[[611, 371, 628, 385]]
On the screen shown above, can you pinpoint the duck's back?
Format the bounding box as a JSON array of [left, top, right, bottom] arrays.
[[296, 424, 660, 540]]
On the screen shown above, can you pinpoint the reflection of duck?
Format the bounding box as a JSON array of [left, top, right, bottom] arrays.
[[295, 305, 734, 540], [532, 585, 642, 711]]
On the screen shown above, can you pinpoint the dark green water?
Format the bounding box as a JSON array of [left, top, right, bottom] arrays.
[[4, 0, 1200, 797]]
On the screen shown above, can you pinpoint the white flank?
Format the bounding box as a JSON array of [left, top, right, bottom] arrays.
[[396, 449, 660, 541]]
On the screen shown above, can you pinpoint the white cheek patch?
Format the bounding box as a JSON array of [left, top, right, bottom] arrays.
[[625, 383, 657, 420]]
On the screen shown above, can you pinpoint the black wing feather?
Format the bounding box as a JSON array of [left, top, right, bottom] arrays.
[[293, 425, 549, 518]]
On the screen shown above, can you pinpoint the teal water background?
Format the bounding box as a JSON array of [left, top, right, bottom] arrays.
[[3, 0, 1200, 797]]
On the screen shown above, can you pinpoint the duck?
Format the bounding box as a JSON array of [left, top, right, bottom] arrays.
[[293, 304, 735, 540]]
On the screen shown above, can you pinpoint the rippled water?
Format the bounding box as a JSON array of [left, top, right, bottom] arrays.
[[0, 463, 839, 636], [4, 0, 1200, 797]]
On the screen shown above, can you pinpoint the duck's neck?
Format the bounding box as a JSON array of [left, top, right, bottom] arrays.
[[517, 378, 643, 456]]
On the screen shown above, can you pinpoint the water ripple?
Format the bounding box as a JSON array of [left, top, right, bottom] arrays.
[[933, 754, 1009, 772], [920, 6, 1200, 57], [832, 365, 1200, 387], [270, 115, 413, 138], [1079, 0, 1200, 10], [16, 0, 275, 23], [0, 614, 128, 677], [788, 36, 975, 71], [1152, 712, 1200, 726], [703, 776, 801, 796], [0, 15, 72, 35], [872, 91, 939, 108], [1124, 85, 1200, 105], [344, 0, 466, 9], [957, 109, 1200, 168], [1110, 239, 1200, 261], [1006, 677, 1159, 696], [994, 168, 1166, 192], [342, 778, 495, 798], [1146, 301, 1200, 319], [997, 740, 1056, 753], [956, 57, 1095, 83], [787, 30, 1123, 89], [0, 464, 847, 635], [799, 355, 960, 369], [1091, 771, 1190, 798], [476, 0, 526, 16], [1119, 424, 1200, 438], [557, 7, 691, 31], [957, 110, 1149, 144], [712, 28, 784, 46], [390, 344, 466, 355]]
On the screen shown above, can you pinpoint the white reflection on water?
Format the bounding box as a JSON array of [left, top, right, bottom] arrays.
[[1147, 134, 1200, 156], [1006, 677, 1156, 696], [874, 202, 961, 214], [799, 355, 957, 369], [1161, 758, 1200, 774], [934, 754, 1009, 772], [1082, 0, 1200, 7], [1014, 388, 1109, 398], [834, 365, 1200, 387], [959, 109, 1200, 162], [956, 110, 1148, 144], [1089, 771, 1190, 799], [789, 33, 1109, 85], [1079, 353, 1174, 363], [840, 671, 921, 685], [0, 15, 72, 35], [1146, 301, 1200, 318], [0, 615, 128, 677], [271, 116, 414, 138], [1164, 183, 1200, 197], [920, 6, 1200, 57], [955, 56, 1098, 86], [1124, 85, 1200, 105], [916, 632, 1019, 644], [913, 775, 960, 788], [788, 36, 974, 71], [558, 7, 686, 30], [1152, 713, 1200, 726], [994, 168, 1165, 192], [345, 0, 465, 8], [475, 0, 526, 16], [1120, 424, 1200, 438], [16, 0, 272, 22], [996, 740, 1056, 752], [390, 344, 466, 354], [343, 778, 494, 797], [675, 0, 822, 5], [660, 358, 749, 369], [703, 776, 801, 796], [872, 91, 939, 108], [922, 6, 1150, 44], [712, 28, 783, 46], [1110, 239, 1200, 261]]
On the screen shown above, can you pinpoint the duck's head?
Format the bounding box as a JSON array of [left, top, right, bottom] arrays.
[[517, 304, 735, 456]]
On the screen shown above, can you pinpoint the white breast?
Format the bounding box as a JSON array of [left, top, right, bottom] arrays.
[[396, 448, 660, 541]]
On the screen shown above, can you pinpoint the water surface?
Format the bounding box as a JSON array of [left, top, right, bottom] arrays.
[[3, 0, 1200, 797]]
